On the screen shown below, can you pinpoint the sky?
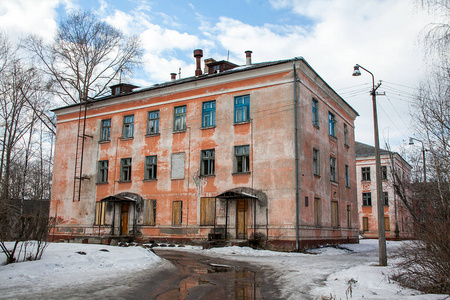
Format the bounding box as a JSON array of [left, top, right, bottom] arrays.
[[0, 0, 435, 149]]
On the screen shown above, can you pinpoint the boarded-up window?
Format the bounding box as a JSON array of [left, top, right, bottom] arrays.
[[331, 201, 339, 228], [200, 197, 215, 225], [314, 198, 321, 226], [385, 217, 390, 231], [143, 199, 156, 225], [363, 217, 369, 232], [94, 202, 106, 225], [171, 153, 185, 179], [172, 201, 182, 225]]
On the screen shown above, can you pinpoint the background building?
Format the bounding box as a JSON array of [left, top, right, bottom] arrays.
[[355, 142, 413, 239], [49, 50, 359, 250]]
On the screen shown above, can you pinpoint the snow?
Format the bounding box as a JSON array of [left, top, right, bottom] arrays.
[[1, 239, 449, 299], [0, 242, 162, 299]]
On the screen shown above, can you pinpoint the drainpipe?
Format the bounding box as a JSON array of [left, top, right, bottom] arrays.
[[293, 59, 300, 251]]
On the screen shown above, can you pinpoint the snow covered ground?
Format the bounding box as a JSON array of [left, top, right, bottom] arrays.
[[0, 239, 449, 299]]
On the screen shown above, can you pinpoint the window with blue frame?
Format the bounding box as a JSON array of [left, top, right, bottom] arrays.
[[234, 95, 250, 123], [328, 112, 336, 137], [201, 149, 215, 176], [145, 155, 157, 180], [312, 98, 319, 127], [202, 100, 216, 127], [100, 119, 111, 141], [174, 105, 187, 131], [122, 115, 134, 138], [345, 164, 350, 187], [147, 110, 159, 134]]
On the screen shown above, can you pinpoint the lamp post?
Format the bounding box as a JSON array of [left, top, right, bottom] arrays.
[[409, 137, 427, 183], [353, 64, 387, 266]]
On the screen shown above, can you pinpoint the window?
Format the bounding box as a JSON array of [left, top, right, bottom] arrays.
[[120, 158, 132, 181], [145, 156, 157, 180], [362, 192, 372, 206], [384, 217, 390, 231], [313, 148, 320, 176], [344, 123, 349, 145], [172, 201, 182, 225], [147, 110, 159, 134], [235, 145, 250, 173], [345, 165, 350, 187], [202, 100, 216, 127], [171, 153, 185, 179], [305, 196, 309, 207], [330, 156, 337, 182], [100, 119, 111, 141], [94, 202, 106, 225], [331, 201, 339, 228], [362, 167, 371, 181], [328, 112, 336, 137], [383, 191, 389, 206], [362, 217, 369, 232], [381, 165, 388, 180], [201, 149, 215, 176], [347, 205, 351, 228], [234, 95, 250, 123], [200, 197, 215, 225], [174, 105, 186, 131], [142, 199, 156, 226], [314, 198, 321, 226], [98, 160, 108, 183], [312, 98, 319, 127], [122, 115, 134, 138]]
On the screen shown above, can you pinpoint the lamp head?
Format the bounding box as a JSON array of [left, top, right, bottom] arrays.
[[409, 137, 414, 145], [352, 65, 361, 76]]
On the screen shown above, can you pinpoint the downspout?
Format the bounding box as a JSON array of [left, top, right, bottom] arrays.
[[293, 59, 300, 251]]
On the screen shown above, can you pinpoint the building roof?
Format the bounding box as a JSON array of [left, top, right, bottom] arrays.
[[355, 141, 412, 169], [51, 56, 359, 117], [355, 141, 391, 157]]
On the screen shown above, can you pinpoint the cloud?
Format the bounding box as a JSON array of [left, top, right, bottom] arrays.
[[201, 0, 430, 146], [0, 0, 62, 42]]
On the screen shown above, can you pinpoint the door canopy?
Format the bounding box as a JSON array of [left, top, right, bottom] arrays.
[[216, 187, 267, 206]]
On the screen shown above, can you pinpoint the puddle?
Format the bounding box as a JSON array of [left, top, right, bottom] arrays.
[[157, 264, 260, 299]]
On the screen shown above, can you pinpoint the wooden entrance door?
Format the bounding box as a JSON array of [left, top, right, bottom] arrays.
[[121, 203, 129, 235], [237, 199, 248, 239]]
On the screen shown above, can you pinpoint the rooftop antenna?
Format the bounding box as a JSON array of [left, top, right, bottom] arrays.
[[178, 67, 181, 79], [227, 50, 230, 61]]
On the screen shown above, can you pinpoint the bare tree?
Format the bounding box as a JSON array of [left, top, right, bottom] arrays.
[[26, 10, 142, 106], [0, 34, 52, 265], [418, 0, 450, 57]]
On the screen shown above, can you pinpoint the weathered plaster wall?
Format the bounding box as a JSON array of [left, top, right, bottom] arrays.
[[50, 59, 359, 248]]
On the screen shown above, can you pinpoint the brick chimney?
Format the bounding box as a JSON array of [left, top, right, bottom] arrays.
[[170, 73, 177, 81], [194, 49, 203, 76], [245, 50, 252, 66]]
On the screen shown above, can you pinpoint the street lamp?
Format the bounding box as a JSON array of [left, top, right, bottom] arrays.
[[353, 64, 387, 266], [409, 137, 427, 183]]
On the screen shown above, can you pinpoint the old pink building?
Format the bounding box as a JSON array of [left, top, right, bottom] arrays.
[[355, 142, 413, 239], [50, 50, 359, 250]]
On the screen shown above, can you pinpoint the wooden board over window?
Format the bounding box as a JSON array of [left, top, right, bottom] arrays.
[[331, 201, 339, 228], [172, 201, 182, 225], [363, 217, 369, 232], [94, 202, 106, 225], [200, 197, 215, 225], [143, 199, 156, 225], [384, 217, 390, 231]]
